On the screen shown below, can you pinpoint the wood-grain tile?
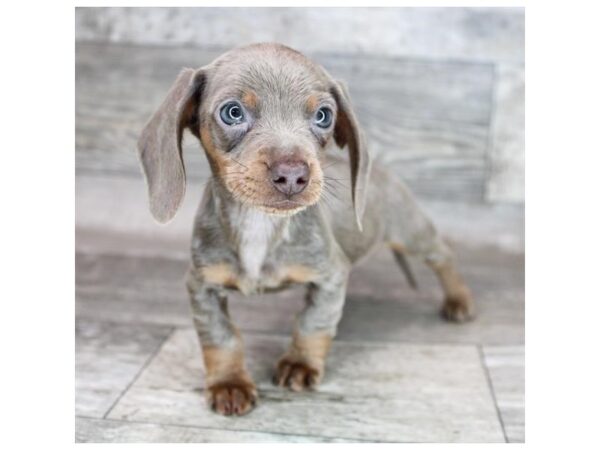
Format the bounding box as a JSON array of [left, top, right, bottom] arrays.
[[483, 345, 525, 442], [75, 417, 352, 443], [486, 64, 525, 202], [75, 8, 523, 64], [75, 320, 172, 417], [107, 329, 504, 442]]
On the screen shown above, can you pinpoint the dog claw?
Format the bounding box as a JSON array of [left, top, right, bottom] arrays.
[[273, 357, 321, 391], [441, 295, 475, 322], [208, 379, 257, 416]]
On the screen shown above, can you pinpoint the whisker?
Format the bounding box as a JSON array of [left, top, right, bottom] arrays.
[[323, 183, 344, 202], [229, 157, 249, 170], [318, 190, 336, 212], [324, 178, 349, 190], [320, 161, 338, 171], [323, 176, 351, 182]]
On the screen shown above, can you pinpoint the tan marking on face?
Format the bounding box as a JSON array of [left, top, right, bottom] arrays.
[[241, 91, 258, 109], [305, 158, 324, 203], [282, 265, 318, 284], [221, 152, 268, 207], [201, 263, 239, 289], [306, 94, 320, 113], [225, 159, 322, 213], [202, 124, 323, 215], [200, 124, 231, 177], [219, 143, 323, 214]]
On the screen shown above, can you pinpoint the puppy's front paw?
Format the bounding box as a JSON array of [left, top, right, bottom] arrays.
[[441, 294, 475, 323], [207, 379, 257, 416], [273, 357, 322, 391]]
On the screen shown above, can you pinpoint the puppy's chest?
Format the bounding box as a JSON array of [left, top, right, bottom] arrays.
[[199, 211, 320, 295], [201, 248, 317, 295]]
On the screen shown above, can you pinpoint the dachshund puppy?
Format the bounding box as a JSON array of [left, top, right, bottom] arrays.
[[138, 43, 474, 416]]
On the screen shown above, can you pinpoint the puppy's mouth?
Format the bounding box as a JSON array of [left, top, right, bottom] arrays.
[[221, 156, 323, 215], [223, 180, 321, 214], [257, 198, 312, 216]]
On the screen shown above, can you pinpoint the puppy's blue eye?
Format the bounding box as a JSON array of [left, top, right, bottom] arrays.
[[314, 107, 333, 128], [220, 101, 245, 125]]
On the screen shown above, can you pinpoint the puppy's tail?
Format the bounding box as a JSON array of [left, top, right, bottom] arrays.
[[390, 245, 418, 290]]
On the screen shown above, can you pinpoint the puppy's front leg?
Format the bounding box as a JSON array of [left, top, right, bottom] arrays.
[[186, 269, 257, 416], [274, 269, 348, 391]]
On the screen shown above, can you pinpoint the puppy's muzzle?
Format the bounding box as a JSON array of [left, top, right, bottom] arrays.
[[269, 160, 310, 196]]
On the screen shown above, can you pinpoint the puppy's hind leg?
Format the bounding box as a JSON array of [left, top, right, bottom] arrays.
[[424, 239, 475, 322], [384, 181, 474, 322], [390, 238, 474, 322]]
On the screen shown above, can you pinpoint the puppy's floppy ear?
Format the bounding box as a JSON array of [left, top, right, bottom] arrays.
[[137, 68, 205, 223], [330, 80, 372, 231]]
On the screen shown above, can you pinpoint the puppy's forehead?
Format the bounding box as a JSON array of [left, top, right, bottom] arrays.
[[206, 44, 329, 100]]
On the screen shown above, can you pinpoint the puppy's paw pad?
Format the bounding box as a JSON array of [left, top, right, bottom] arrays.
[[208, 380, 257, 416], [441, 296, 475, 323], [273, 358, 321, 391]]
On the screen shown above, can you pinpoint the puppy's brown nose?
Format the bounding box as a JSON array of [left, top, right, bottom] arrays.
[[270, 160, 310, 196]]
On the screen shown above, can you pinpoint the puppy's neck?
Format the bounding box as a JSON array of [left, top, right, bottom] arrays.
[[212, 183, 290, 280]]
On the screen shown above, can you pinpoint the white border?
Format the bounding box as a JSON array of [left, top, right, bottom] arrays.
[[7, 1, 600, 448]]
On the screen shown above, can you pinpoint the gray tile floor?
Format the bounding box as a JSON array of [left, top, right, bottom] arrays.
[[75, 42, 524, 442]]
